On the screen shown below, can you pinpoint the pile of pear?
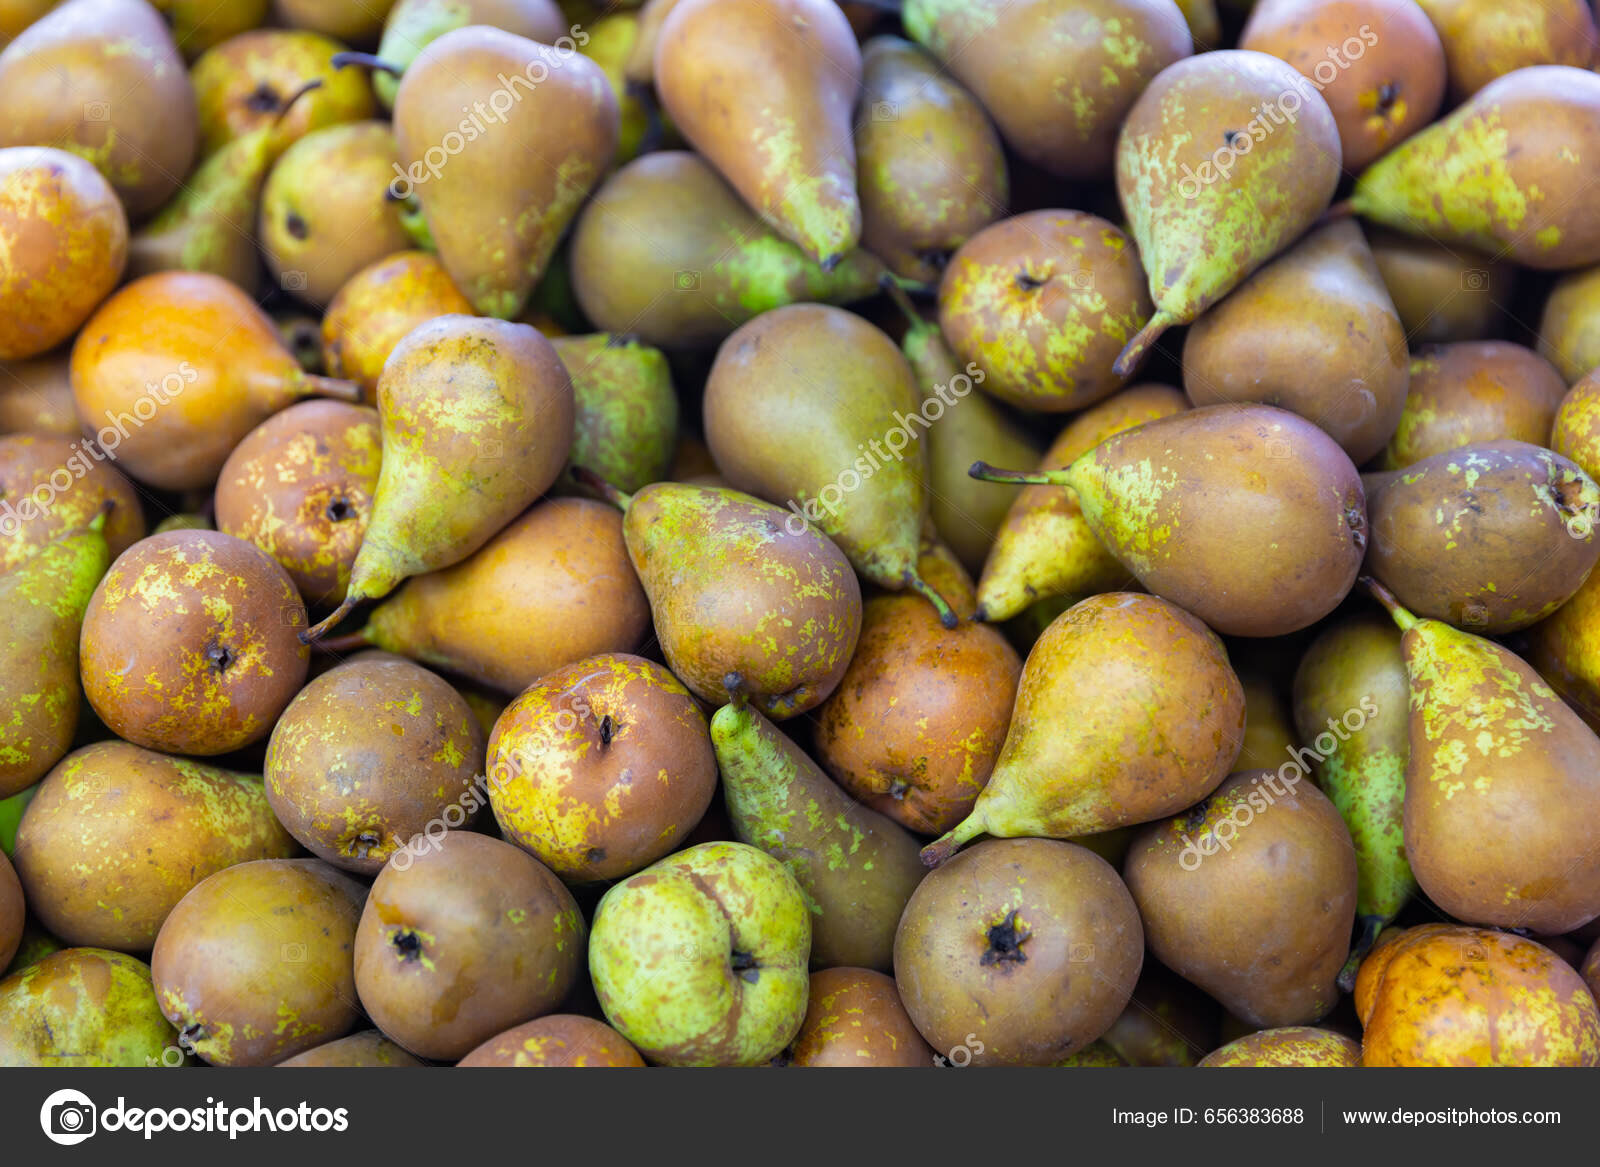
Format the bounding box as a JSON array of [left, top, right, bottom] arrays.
[[3, 0, 1600, 1071]]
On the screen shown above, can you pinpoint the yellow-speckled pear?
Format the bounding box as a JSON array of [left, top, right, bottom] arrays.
[[0, 512, 110, 797], [920, 592, 1245, 866], [1112, 50, 1342, 374], [303, 315, 574, 642], [1366, 577, 1600, 934], [1347, 66, 1600, 270]]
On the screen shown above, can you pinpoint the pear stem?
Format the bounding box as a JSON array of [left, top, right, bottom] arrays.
[[906, 569, 958, 629], [313, 629, 371, 654], [274, 78, 324, 125], [968, 460, 1070, 487], [878, 272, 923, 328], [1360, 575, 1417, 632], [920, 815, 982, 867], [89, 498, 115, 531], [301, 595, 358, 644], [569, 465, 633, 511], [1112, 310, 1175, 377], [329, 51, 404, 77], [1337, 916, 1385, 994], [298, 374, 364, 403]]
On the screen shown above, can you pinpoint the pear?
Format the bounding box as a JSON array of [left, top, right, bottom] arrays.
[[1365, 226, 1514, 345], [655, 0, 861, 265], [704, 303, 954, 627], [1553, 368, 1600, 484], [69, 272, 363, 490], [1539, 263, 1600, 383], [921, 592, 1245, 866], [1292, 613, 1413, 978], [0, 948, 177, 1067], [589, 478, 861, 720], [1113, 50, 1341, 374], [153, 0, 270, 59], [1365, 440, 1600, 633], [1345, 66, 1600, 269], [855, 36, 1007, 283], [1199, 1027, 1362, 1067], [371, 0, 565, 108], [903, 0, 1192, 181], [710, 701, 925, 972], [0, 351, 79, 438], [580, 11, 657, 166], [1368, 577, 1600, 933], [973, 403, 1367, 637], [126, 79, 322, 294], [303, 315, 574, 641], [1183, 220, 1409, 466], [975, 383, 1187, 624], [1413, 0, 1597, 101], [570, 151, 883, 349], [321, 250, 474, 403], [1125, 770, 1358, 1027], [551, 333, 678, 494], [391, 26, 618, 318], [0, 0, 197, 218], [0, 512, 109, 798], [0, 432, 144, 572], [1235, 671, 1297, 772]]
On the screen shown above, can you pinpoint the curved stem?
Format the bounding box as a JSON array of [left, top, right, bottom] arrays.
[[299, 374, 364, 403], [274, 78, 324, 125], [329, 51, 404, 77], [313, 629, 371, 654], [1112, 310, 1175, 377], [919, 814, 983, 868], [1360, 575, 1417, 632], [906, 568, 958, 630], [1337, 915, 1386, 993], [301, 595, 357, 644], [968, 460, 1069, 486], [569, 465, 633, 511]]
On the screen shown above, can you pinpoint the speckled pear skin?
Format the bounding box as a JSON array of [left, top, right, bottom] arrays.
[[322, 251, 474, 403], [711, 701, 925, 972], [1551, 367, 1600, 481], [783, 967, 933, 1067], [0, 948, 177, 1067], [655, 0, 861, 265], [13, 741, 297, 951], [457, 1014, 645, 1067], [1113, 50, 1341, 372], [276, 1029, 424, 1067], [0, 515, 109, 796], [623, 482, 861, 720], [551, 333, 679, 494], [1199, 1027, 1361, 1067], [588, 841, 812, 1066], [0, 434, 144, 574], [1350, 66, 1600, 269], [394, 26, 618, 319], [1372, 584, 1600, 934]]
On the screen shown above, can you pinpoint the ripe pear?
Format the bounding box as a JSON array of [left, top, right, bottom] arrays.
[[70, 272, 363, 490], [1381, 341, 1567, 469], [1528, 565, 1600, 729], [458, 1015, 644, 1067], [921, 593, 1245, 866], [779, 967, 934, 1068], [855, 36, 1007, 283], [1239, 0, 1446, 171], [1126, 770, 1358, 1027], [1200, 1027, 1362, 1067], [711, 700, 926, 972], [0, 432, 144, 572], [0, 514, 109, 797], [974, 403, 1367, 637], [371, 0, 564, 108], [655, 0, 860, 265], [552, 333, 678, 493], [1100, 964, 1221, 1066], [1368, 579, 1600, 932], [975, 383, 1187, 623], [392, 26, 618, 318], [317, 497, 649, 694], [14, 741, 297, 950], [580, 11, 657, 166], [938, 210, 1155, 411], [1553, 368, 1600, 483], [1114, 50, 1341, 374], [704, 303, 954, 627], [272, 0, 394, 43], [1183, 221, 1408, 465], [0, 147, 127, 361], [321, 250, 473, 402], [152, 0, 270, 59], [0, 851, 17, 971], [279, 1030, 424, 1067], [1292, 613, 1413, 972], [0, 948, 176, 1067], [1414, 0, 1597, 100], [904, 0, 1192, 181], [1235, 671, 1297, 773], [0, 351, 79, 438], [1539, 264, 1600, 383], [1365, 226, 1513, 344], [0, 0, 197, 218], [0, 2, 59, 48], [302, 315, 575, 641], [191, 28, 376, 156], [1346, 66, 1600, 268], [1366, 440, 1600, 633]]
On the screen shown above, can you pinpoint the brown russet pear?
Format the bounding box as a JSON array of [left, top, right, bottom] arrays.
[[392, 26, 618, 318], [976, 383, 1187, 623], [0, 351, 79, 437], [1368, 578, 1600, 934], [655, 0, 861, 266], [457, 1015, 644, 1068], [1100, 964, 1221, 1066], [1114, 50, 1341, 374], [70, 272, 363, 490], [780, 967, 934, 1067], [1183, 220, 1409, 466], [302, 315, 575, 642], [903, 0, 1192, 181], [1538, 264, 1600, 384], [921, 593, 1245, 866], [1366, 440, 1600, 633], [705, 303, 954, 627], [321, 250, 474, 403], [0, 432, 143, 572], [973, 403, 1368, 637], [1414, 0, 1597, 101], [278, 1031, 424, 1068], [1366, 227, 1513, 344], [1125, 770, 1358, 1027], [1236, 671, 1297, 773]]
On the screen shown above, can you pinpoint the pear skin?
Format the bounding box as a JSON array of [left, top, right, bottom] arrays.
[[372, 0, 565, 108], [921, 592, 1245, 866], [1235, 672, 1297, 773], [1413, 0, 1597, 101], [0, 352, 80, 438], [551, 333, 678, 494], [154, 0, 271, 60], [1365, 226, 1514, 345], [0, 948, 177, 1067], [1539, 265, 1600, 383], [0, 433, 144, 573], [1199, 1027, 1362, 1067], [711, 701, 925, 972], [1551, 367, 1600, 485], [321, 250, 474, 403], [0, 514, 110, 797]]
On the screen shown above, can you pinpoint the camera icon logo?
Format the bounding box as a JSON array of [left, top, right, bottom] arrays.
[[40, 1089, 97, 1146], [1265, 437, 1292, 460], [1461, 269, 1490, 292], [674, 270, 701, 291], [870, 100, 897, 122], [1461, 602, 1489, 626], [82, 102, 109, 122], [281, 941, 307, 963], [281, 270, 309, 292]]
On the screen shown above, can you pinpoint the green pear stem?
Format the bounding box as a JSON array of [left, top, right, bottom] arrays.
[[569, 465, 633, 511], [920, 815, 983, 867], [1112, 309, 1177, 377], [878, 272, 922, 328], [300, 374, 364, 403], [1336, 915, 1385, 993], [329, 50, 404, 77], [301, 595, 358, 644], [906, 568, 958, 629], [1360, 575, 1417, 632], [968, 460, 1070, 487]]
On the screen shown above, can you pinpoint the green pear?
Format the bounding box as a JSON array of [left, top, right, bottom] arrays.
[[372, 0, 565, 108], [0, 948, 176, 1067], [710, 700, 925, 972], [552, 333, 678, 494], [1113, 50, 1341, 374], [303, 315, 574, 642], [0, 511, 109, 798]]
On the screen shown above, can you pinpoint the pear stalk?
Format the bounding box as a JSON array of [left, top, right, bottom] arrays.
[[968, 460, 1068, 487], [1112, 310, 1177, 377], [1361, 575, 1417, 631]]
